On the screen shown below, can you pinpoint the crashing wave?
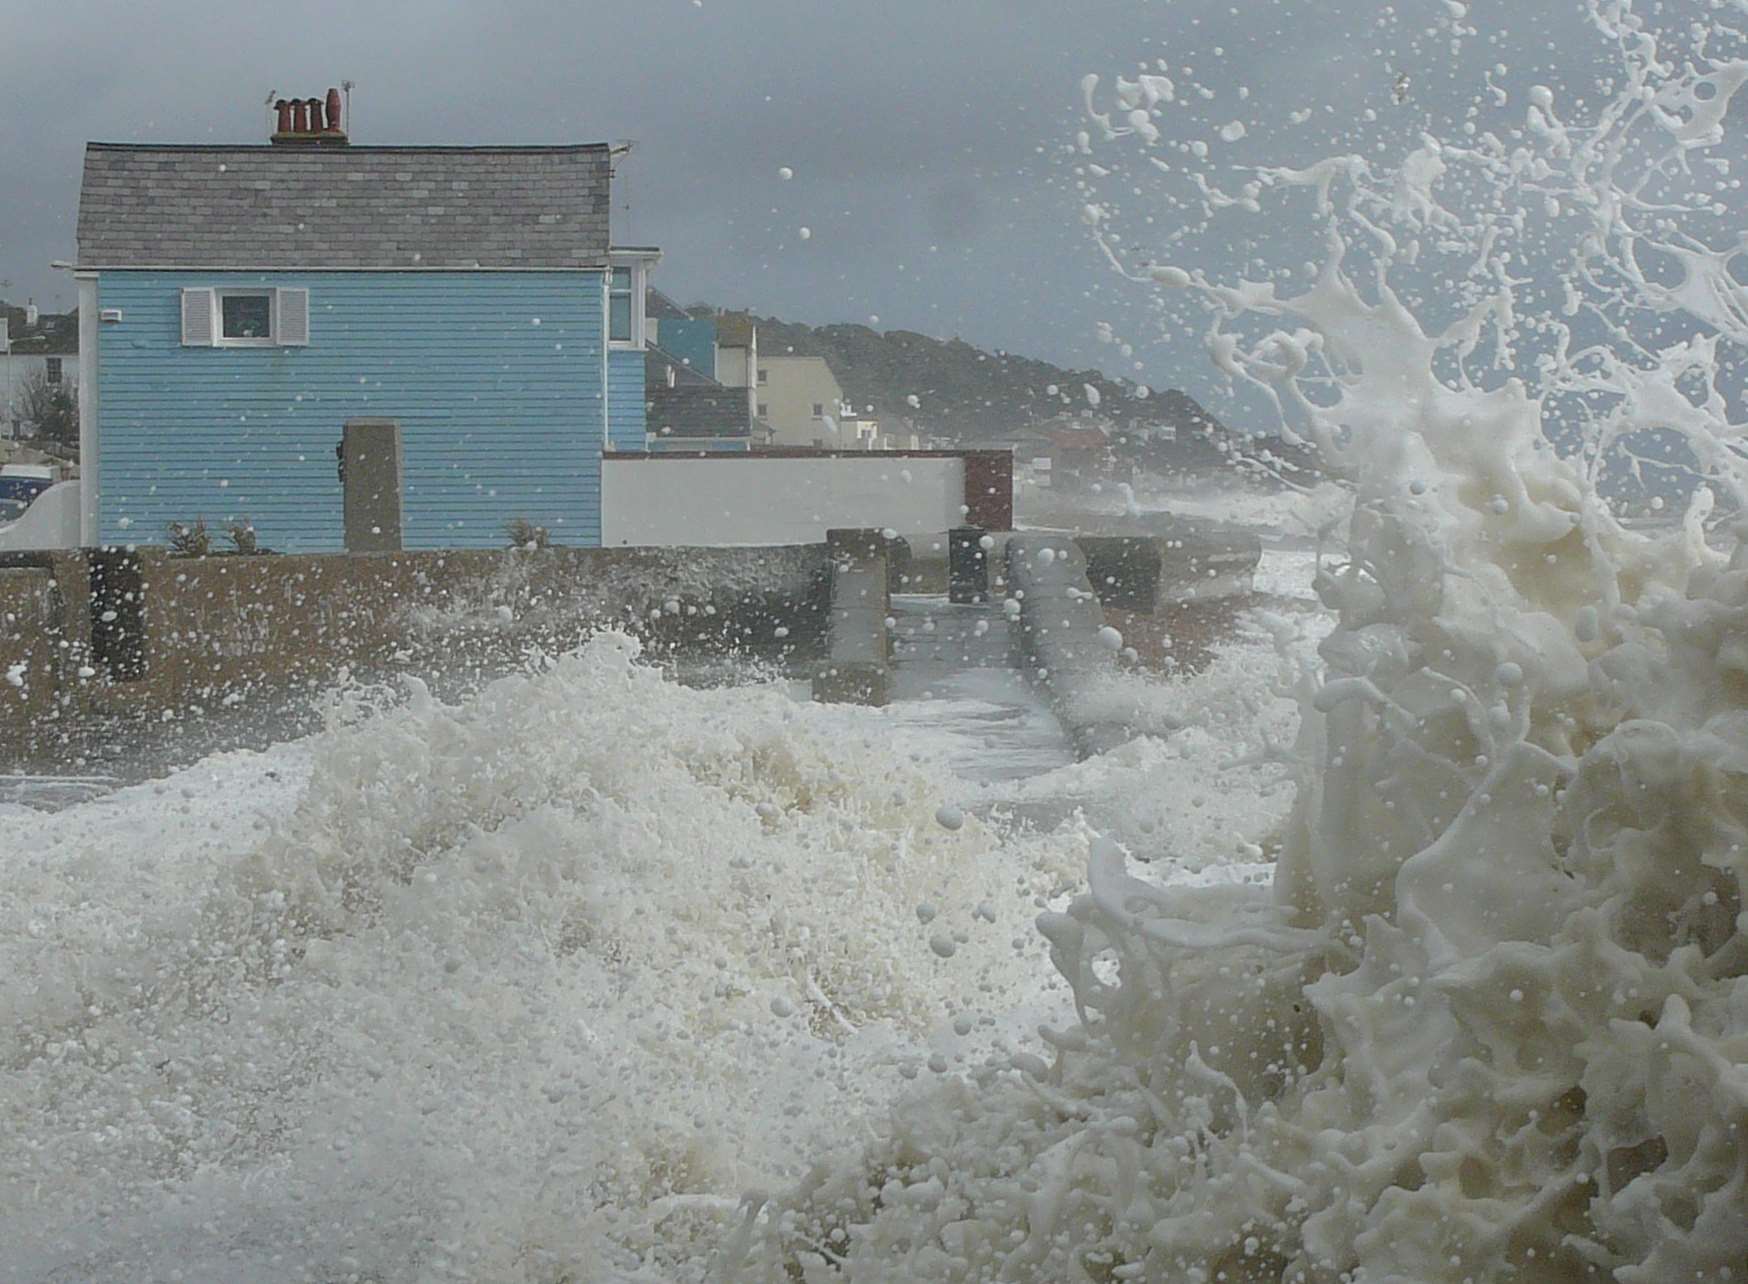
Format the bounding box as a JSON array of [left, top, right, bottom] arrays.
[[728, 4, 1748, 1280]]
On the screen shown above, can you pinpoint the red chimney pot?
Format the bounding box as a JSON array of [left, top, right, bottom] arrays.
[[270, 88, 348, 143]]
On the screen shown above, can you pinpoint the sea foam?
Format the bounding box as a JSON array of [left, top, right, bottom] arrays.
[[730, 4, 1748, 1279]]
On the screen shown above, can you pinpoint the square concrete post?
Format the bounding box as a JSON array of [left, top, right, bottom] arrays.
[[948, 526, 989, 604], [814, 528, 893, 705]]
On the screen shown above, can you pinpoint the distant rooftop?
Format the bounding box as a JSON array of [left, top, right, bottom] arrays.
[[0, 307, 77, 356], [646, 384, 755, 439], [715, 314, 756, 347], [645, 286, 691, 321], [646, 344, 720, 389], [76, 142, 612, 270]]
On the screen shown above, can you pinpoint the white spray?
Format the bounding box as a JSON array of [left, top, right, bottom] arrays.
[[733, 3, 1748, 1280]]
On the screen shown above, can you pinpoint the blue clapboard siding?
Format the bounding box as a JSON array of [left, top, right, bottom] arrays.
[[606, 348, 647, 452], [95, 270, 608, 551]]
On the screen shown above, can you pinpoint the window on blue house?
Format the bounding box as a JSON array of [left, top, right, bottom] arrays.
[[609, 268, 634, 343], [182, 288, 310, 348], [221, 292, 273, 341]]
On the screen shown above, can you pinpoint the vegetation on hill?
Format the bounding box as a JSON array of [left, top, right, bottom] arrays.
[[716, 311, 1142, 434], [693, 306, 1321, 481]]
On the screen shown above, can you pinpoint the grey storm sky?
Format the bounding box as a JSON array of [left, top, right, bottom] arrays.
[[0, 0, 1668, 419]]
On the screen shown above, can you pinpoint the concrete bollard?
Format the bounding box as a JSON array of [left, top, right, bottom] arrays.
[[948, 526, 990, 604], [1078, 526, 1262, 609], [814, 528, 892, 705]]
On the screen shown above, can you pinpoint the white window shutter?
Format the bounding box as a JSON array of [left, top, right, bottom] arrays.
[[180, 288, 215, 346], [275, 288, 310, 346]]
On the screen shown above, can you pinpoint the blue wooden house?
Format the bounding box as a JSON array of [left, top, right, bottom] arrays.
[[72, 113, 660, 551]]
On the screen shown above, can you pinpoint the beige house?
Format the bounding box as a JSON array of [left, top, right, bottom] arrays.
[[755, 354, 853, 448]]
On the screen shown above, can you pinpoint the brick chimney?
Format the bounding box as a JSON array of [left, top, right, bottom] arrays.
[[271, 87, 348, 145]]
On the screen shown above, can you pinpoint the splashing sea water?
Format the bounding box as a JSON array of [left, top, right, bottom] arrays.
[[731, 3, 1748, 1280], [3, 637, 1108, 1281], [10, 3, 1748, 1281]]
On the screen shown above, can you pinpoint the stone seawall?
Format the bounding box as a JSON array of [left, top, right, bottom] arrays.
[[0, 544, 830, 759], [0, 569, 64, 729]]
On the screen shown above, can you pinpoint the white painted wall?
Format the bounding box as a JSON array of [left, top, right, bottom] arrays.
[[717, 344, 752, 388], [603, 455, 965, 547], [0, 352, 76, 440]]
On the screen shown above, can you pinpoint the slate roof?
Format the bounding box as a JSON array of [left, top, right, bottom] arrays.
[[645, 286, 691, 320], [646, 384, 755, 439], [76, 143, 612, 269]]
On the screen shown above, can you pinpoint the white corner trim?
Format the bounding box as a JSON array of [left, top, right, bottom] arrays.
[[76, 274, 99, 546]]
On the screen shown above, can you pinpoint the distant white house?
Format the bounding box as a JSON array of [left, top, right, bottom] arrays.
[[0, 314, 78, 440]]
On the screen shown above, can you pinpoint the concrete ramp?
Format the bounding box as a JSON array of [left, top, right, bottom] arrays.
[[887, 596, 1077, 784]]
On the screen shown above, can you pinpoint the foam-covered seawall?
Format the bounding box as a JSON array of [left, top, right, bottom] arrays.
[[1, 542, 832, 755]]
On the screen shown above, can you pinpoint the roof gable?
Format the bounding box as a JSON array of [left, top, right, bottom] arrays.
[[77, 143, 611, 269]]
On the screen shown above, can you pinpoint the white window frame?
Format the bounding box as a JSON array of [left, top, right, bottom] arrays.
[[181, 286, 310, 348], [607, 250, 659, 352], [215, 289, 278, 347]]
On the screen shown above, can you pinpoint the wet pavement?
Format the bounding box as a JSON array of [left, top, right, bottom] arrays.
[[886, 594, 1076, 784], [883, 594, 1084, 830]]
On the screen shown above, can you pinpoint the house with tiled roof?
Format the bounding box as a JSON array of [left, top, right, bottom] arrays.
[[71, 91, 663, 551], [632, 289, 769, 451]]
